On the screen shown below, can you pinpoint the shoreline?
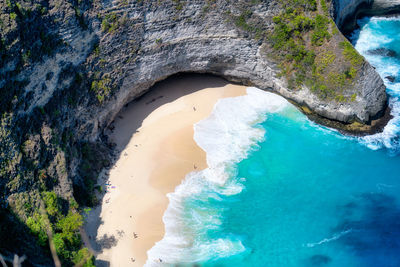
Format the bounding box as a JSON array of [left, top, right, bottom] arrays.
[[83, 74, 246, 266]]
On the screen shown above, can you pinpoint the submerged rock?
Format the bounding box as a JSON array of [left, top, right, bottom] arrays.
[[367, 47, 397, 57], [308, 254, 332, 266], [385, 75, 396, 82]]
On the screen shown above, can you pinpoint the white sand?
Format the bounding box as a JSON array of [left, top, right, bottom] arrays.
[[83, 74, 246, 266]]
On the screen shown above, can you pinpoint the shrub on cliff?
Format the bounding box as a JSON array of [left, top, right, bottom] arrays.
[[269, 0, 365, 101]]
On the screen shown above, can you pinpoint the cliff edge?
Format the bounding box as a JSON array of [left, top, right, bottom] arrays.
[[0, 0, 395, 265]]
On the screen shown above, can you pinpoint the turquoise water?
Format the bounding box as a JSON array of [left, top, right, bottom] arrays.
[[146, 16, 400, 267], [207, 108, 400, 266]]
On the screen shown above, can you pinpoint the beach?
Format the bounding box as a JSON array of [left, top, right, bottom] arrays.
[[83, 74, 246, 266]]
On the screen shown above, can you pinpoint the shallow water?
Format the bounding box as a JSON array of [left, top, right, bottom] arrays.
[[146, 16, 400, 267]]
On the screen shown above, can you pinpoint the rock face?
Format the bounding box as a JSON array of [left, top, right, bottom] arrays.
[[333, 0, 373, 29], [86, 0, 387, 140], [0, 0, 389, 141], [275, 59, 386, 124], [0, 0, 394, 264], [334, 0, 400, 33], [371, 0, 400, 14]]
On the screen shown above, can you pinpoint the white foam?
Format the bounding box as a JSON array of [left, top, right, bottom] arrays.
[[305, 229, 352, 248], [145, 88, 289, 266], [368, 15, 400, 22], [194, 87, 288, 184], [352, 16, 400, 49], [351, 16, 400, 153], [359, 98, 400, 152]]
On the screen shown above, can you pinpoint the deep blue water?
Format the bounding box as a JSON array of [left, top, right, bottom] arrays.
[[146, 16, 400, 267]]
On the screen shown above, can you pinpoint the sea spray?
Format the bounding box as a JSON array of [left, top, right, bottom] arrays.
[[145, 88, 289, 266], [351, 16, 400, 153]]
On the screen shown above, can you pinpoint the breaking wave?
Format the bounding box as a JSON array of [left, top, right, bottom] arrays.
[[145, 88, 289, 266]]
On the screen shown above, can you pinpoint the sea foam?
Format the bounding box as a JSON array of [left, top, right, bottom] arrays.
[[305, 229, 352, 248], [145, 87, 288, 266], [351, 16, 400, 154]]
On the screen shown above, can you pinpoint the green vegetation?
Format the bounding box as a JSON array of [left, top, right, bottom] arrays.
[[93, 43, 101, 57], [320, 0, 329, 15], [72, 248, 95, 266], [155, 38, 163, 44], [314, 51, 335, 73], [1, 0, 63, 67], [101, 12, 119, 33], [25, 191, 94, 266], [0, 100, 101, 265], [172, 0, 184, 11], [0, 113, 21, 179], [0, 1, 101, 265], [340, 41, 364, 66], [74, 6, 87, 29], [270, 1, 319, 88], [345, 66, 357, 79], [231, 10, 264, 39], [43, 191, 61, 217], [235, 10, 254, 32], [26, 212, 49, 246], [311, 14, 331, 46], [91, 77, 112, 103], [10, 12, 17, 20], [269, 0, 365, 101]]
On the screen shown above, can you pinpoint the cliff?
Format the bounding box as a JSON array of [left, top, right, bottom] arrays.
[[334, 0, 400, 33], [0, 0, 394, 265]]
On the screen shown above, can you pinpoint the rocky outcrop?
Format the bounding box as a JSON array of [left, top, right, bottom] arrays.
[[0, 0, 394, 264], [371, 0, 400, 15], [333, 0, 373, 29], [274, 58, 386, 124], [84, 0, 387, 140], [367, 47, 397, 57], [1, 0, 389, 141], [334, 0, 400, 33]]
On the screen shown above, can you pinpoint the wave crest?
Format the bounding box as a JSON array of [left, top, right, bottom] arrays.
[[145, 88, 288, 266]]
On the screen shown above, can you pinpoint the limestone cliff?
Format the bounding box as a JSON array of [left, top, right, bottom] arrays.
[[334, 0, 400, 33], [0, 0, 394, 265]]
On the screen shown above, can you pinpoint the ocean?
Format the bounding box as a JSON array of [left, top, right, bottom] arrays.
[[146, 15, 400, 266]]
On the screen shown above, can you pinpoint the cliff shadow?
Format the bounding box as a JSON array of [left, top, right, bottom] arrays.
[[105, 73, 239, 151], [82, 72, 243, 264]]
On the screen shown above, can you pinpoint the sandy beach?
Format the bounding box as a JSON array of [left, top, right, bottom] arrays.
[[83, 74, 246, 266]]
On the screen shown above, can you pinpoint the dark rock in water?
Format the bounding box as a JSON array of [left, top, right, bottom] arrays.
[[308, 255, 332, 266], [367, 47, 397, 57], [385, 75, 396, 82], [334, 193, 400, 266]]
